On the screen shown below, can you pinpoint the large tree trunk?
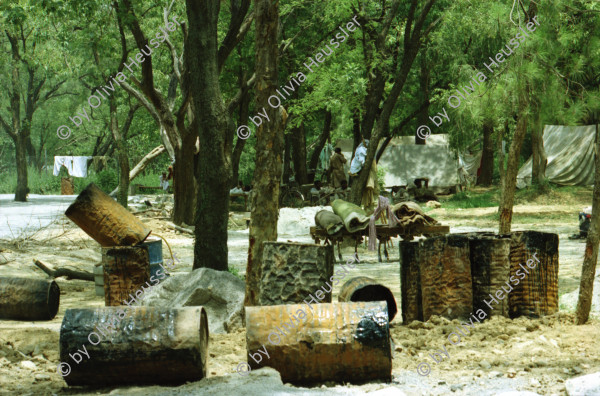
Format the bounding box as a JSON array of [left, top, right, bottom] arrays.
[[14, 134, 28, 202], [308, 110, 332, 171], [531, 109, 547, 186], [186, 0, 232, 271], [245, 0, 284, 306], [173, 132, 198, 225], [415, 53, 430, 145], [109, 100, 130, 208], [497, 120, 508, 192], [478, 118, 494, 186], [231, 92, 250, 188], [575, 124, 600, 324], [352, 110, 361, 157], [290, 123, 308, 185], [349, 0, 437, 205], [499, 92, 528, 234], [282, 133, 292, 185], [231, 50, 251, 188]]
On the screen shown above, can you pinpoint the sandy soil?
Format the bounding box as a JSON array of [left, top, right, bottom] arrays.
[[0, 192, 599, 395]]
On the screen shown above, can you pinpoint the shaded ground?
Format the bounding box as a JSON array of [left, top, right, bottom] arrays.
[[0, 186, 599, 395]]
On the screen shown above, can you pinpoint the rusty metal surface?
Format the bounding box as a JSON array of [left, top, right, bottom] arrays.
[[338, 276, 398, 321], [59, 306, 208, 386], [245, 302, 391, 384], [399, 240, 423, 323], [419, 234, 473, 321], [259, 242, 334, 306], [467, 234, 511, 317], [0, 277, 59, 320], [102, 246, 150, 306], [65, 183, 151, 247], [508, 231, 559, 318]]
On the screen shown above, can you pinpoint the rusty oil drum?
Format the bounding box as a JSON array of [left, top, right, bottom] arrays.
[[338, 276, 398, 321], [245, 301, 391, 384], [0, 277, 60, 320], [65, 183, 151, 247], [59, 306, 208, 386]]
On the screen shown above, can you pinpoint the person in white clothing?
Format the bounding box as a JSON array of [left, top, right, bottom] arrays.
[[159, 172, 169, 192]]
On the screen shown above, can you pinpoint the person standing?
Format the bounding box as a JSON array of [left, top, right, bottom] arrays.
[[159, 172, 169, 193], [329, 147, 347, 188]]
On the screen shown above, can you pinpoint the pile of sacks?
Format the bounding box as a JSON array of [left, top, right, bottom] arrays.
[[314, 197, 438, 243]]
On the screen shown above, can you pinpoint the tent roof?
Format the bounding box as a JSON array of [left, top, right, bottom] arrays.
[[517, 125, 596, 188]]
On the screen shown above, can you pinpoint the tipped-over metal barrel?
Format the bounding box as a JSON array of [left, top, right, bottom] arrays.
[[0, 277, 60, 320], [338, 276, 398, 321], [246, 302, 391, 384], [65, 183, 151, 247], [59, 306, 208, 386]]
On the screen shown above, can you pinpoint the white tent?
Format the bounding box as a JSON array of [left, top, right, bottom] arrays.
[[335, 135, 479, 188], [517, 125, 596, 189]]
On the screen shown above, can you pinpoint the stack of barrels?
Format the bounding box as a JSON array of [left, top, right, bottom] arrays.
[[60, 183, 208, 386], [399, 231, 559, 323], [65, 183, 155, 306]]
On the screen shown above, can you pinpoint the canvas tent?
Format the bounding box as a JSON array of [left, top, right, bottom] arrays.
[[334, 135, 479, 189], [516, 125, 597, 189]]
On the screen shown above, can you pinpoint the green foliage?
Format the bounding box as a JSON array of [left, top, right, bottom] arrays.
[[1, 0, 599, 202], [94, 169, 118, 193], [228, 266, 244, 281]]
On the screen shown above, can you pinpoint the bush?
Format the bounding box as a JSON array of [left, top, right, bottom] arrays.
[[94, 168, 119, 192]]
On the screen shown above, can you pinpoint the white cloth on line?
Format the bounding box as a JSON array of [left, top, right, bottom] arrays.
[[53, 156, 73, 176], [71, 156, 92, 178], [54, 156, 92, 177]]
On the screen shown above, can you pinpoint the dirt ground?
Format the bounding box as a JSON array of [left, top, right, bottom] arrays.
[[0, 188, 599, 395]]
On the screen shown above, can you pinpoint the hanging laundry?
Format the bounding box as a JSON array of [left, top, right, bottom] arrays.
[[71, 156, 93, 178], [53, 156, 73, 176], [54, 156, 93, 178]]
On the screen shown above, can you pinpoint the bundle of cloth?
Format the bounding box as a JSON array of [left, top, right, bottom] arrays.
[[391, 201, 438, 227], [331, 199, 370, 233], [366, 196, 438, 251], [314, 210, 345, 236]]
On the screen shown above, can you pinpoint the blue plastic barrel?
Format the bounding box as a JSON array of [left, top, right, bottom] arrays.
[[139, 238, 169, 282]]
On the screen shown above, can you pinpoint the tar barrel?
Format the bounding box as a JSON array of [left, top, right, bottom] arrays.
[[59, 306, 208, 386], [65, 183, 151, 247], [258, 242, 334, 306], [419, 234, 473, 321], [508, 231, 559, 318], [399, 240, 423, 323], [465, 233, 511, 318], [245, 302, 391, 384], [0, 277, 60, 320], [102, 245, 150, 306], [338, 277, 398, 321]]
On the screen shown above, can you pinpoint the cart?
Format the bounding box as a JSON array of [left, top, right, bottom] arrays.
[[310, 223, 450, 262]]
